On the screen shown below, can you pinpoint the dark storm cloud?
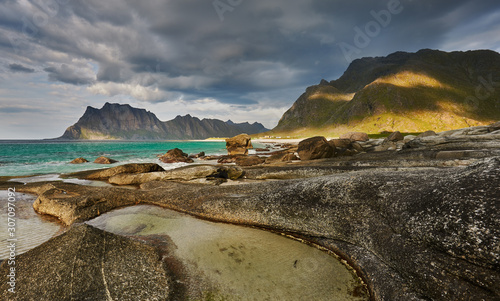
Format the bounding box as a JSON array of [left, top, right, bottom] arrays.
[[44, 64, 95, 85], [8, 63, 35, 73], [0, 0, 499, 105]]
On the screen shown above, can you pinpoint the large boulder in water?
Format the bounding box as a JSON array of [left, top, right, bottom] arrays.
[[226, 134, 253, 156], [0, 224, 171, 299], [159, 148, 194, 163], [70, 157, 88, 164], [94, 156, 118, 164]]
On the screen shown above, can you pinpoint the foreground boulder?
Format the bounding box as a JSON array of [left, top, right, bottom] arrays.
[[159, 148, 194, 163], [328, 139, 363, 156], [226, 134, 253, 155], [0, 224, 171, 300], [297, 136, 335, 160], [94, 156, 118, 164]]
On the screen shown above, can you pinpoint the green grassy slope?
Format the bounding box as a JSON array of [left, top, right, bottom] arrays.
[[268, 49, 500, 138]]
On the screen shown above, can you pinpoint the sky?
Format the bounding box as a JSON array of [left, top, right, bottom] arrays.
[[0, 0, 499, 139]]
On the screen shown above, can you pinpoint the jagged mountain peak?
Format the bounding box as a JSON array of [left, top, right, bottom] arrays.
[[58, 103, 268, 140]]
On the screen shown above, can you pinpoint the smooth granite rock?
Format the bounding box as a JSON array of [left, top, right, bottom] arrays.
[[12, 156, 499, 300], [0, 224, 171, 300]]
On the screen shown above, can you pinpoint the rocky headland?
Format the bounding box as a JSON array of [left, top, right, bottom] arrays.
[[1, 123, 499, 300]]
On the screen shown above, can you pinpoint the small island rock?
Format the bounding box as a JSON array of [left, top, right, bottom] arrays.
[[159, 148, 194, 163], [70, 157, 88, 164], [94, 156, 118, 164]]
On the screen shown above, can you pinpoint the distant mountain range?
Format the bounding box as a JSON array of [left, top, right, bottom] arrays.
[[57, 103, 268, 140], [271, 49, 500, 136]]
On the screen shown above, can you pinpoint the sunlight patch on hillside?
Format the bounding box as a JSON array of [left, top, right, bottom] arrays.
[[373, 71, 455, 90], [309, 92, 354, 102]]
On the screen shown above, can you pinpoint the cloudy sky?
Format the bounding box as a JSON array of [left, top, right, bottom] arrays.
[[1, 0, 499, 139]]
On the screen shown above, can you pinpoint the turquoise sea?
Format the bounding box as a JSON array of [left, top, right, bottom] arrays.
[[0, 140, 247, 176]]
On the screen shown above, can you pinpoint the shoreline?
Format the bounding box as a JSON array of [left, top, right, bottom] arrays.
[[1, 123, 499, 300]]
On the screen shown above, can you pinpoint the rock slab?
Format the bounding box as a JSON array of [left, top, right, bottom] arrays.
[[0, 224, 171, 300]]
